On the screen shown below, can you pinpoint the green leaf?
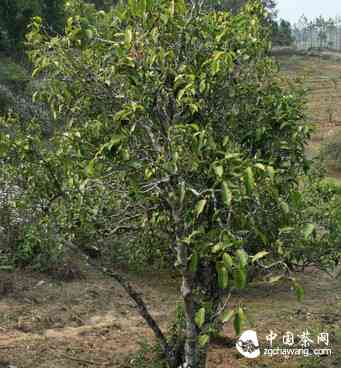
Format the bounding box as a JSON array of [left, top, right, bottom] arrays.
[[212, 242, 223, 253], [225, 153, 240, 160], [122, 149, 130, 161], [144, 167, 154, 179], [255, 163, 265, 171], [236, 249, 248, 268], [79, 179, 89, 194], [85, 29, 94, 40], [177, 83, 193, 102], [127, 160, 143, 169], [216, 28, 228, 42], [222, 181, 232, 207], [266, 165, 275, 180], [269, 275, 283, 284], [108, 135, 124, 149], [195, 199, 207, 217], [291, 191, 302, 206], [189, 251, 199, 273], [217, 266, 228, 289], [252, 251, 269, 264], [169, 0, 175, 16], [233, 307, 245, 336], [280, 200, 290, 215], [125, 28, 133, 46], [195, 308, 206, 328], [303, 223, 315, 240], [138, 0, 147, 15], [293, 281, 304, 302], [212, 51, 225, 60], [174, 74, 186, 88], [213, 165, 224, 178], [222, 253, 233, 270], [221, 309, 234, 323], [234, 313, 241, 335], [86, 160, 95, 176], [198, 334, 209, 346], [113, 109, 130, 122], [211, 59, 220, 75], [244, 167, 255, 194], [183, 230, 202, 245], [200, 78, 206, 93], [234, 267, 247, 289], [128, 0, 143, 16]]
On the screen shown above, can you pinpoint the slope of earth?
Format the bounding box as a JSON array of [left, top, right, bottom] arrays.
[[276, 53, 341, 181], [0, 268, 340, 368], [0, 269, 180, 368]]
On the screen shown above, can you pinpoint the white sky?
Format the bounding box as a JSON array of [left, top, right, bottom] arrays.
[[276, 0, 339, 24]]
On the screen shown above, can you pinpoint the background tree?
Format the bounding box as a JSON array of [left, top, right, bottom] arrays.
[[205, 0, 276, 17], [85, 0, 120, 10], [272, 19, 294, 46], [293, 15, 341, 50], [0, 0, 66, 51]]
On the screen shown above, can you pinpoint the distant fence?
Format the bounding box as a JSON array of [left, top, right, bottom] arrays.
[[293, 20, 341, 52]]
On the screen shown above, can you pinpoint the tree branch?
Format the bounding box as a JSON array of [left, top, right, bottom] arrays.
[[104, 269, 177, 365]]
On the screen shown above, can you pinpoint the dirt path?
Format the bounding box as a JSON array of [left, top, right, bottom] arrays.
[[0, 268, 341, 368]]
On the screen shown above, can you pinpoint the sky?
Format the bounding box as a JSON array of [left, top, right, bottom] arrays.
[[276, 0, 339, 24]]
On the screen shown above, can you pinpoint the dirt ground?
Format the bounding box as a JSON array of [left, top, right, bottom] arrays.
[[0, 267, 341, 368], [278, 54, 341, 182], [0, 268, 180, 368]]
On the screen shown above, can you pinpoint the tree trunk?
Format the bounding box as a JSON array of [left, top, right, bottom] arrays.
[[172, 192, 208, 367], [182, 274, 199, 367], [177, 238, 204, 367]]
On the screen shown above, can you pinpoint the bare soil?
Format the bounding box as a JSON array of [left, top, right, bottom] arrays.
[[0, 269, 179, 368], [1, 268, 341, 368], [278, 54, 341, 182]]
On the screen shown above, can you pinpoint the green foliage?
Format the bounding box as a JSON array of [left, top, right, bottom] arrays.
[[320, 177, 341, 196], [16, 220, 66, 270], [0, 57, 29, 83], [233, 307, 246, 335], [271, 169, 341, 272], [5, 0, 303, 287], [0, 85, 15, 114], [272, 19, 294, 46], [0, 57, 31, 116], [130, 339, 166, 368], [321, 128, 341, 168], [0, 174, 23, 266], [204, 0, 276, 18], [0, 0, 66, 50], [85, 0, 117, 10]]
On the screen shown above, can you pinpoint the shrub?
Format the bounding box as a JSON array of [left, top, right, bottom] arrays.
[[321, 128, 341, 167]]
